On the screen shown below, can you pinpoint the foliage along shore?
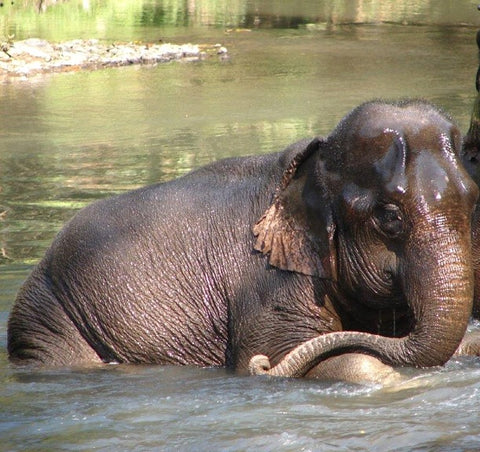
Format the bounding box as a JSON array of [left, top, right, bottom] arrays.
[[0, 38, 228, 82]]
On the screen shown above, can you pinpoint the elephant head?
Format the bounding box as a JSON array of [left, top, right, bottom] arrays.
[[252, 100, 478, 377]]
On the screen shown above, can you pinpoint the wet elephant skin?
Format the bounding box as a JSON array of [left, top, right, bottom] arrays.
[[7, 100, 479, 379]]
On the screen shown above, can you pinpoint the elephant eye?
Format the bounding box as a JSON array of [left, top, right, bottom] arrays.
[[373, 203, 405, 238]]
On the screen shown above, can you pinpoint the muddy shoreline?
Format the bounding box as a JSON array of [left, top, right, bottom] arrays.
[[0, 38, 228, 82]]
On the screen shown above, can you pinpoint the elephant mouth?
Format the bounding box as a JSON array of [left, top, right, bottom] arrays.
[[299, 304, 414, 376], [334, 285, 414, 339], [368, 303, 414, 338]]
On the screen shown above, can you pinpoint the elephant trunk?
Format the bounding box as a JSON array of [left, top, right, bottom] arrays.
[[250, 227, 474, 377], [397, 226, 473, 367]]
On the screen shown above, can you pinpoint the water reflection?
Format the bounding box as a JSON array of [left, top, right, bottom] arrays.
[[1, 21, 479, 263], [2, 1, 480, 41]]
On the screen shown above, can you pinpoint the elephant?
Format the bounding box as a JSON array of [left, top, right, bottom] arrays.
[[7, 99, 480, 384]]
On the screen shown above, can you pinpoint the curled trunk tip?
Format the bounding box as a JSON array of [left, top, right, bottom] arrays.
[[247, 332, 397, 378], [248, 355, 272, 375]]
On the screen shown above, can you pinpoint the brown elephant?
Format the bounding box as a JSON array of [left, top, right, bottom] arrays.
[[7, 99, 479, 383], [251, 30, 480, 381]]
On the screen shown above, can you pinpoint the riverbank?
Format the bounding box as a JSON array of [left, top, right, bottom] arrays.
[[0, 38, 228, 82]]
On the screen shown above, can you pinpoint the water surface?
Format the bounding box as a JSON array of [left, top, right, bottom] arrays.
[[2, 1, 480, 450]]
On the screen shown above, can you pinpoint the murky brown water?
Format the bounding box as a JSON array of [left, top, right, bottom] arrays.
[[2, 1, 480, 450]]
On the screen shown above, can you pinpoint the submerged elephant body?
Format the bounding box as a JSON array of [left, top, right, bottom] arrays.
[[8, 100, 479, 379]]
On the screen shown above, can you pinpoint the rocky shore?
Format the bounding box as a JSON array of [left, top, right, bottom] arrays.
[[0, 38, 228, 82]]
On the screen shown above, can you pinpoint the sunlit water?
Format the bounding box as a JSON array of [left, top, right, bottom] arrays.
[[2, 1, 480, 450]]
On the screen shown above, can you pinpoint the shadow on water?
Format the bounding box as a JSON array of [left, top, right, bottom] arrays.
[[2, 1, 480, 450]]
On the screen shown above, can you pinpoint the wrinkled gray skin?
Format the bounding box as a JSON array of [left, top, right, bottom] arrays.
[[7, 100, 479, 384]]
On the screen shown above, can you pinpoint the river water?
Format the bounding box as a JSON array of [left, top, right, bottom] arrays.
[[2, 1, 480, 450]]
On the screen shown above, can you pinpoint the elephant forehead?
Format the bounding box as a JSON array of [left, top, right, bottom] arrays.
[[349, 126, 464, 200], [356, 103, 453, 139], [410, 147, 475, 202], [410, 150, 451, 203], [354, 123, 459, 170], [358, 120, 451, 145]]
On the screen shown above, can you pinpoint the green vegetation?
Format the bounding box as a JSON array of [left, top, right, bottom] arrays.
[[0, 0, 477, 43]]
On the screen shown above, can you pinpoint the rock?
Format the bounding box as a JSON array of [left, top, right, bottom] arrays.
[[0, 38, 228, 82]]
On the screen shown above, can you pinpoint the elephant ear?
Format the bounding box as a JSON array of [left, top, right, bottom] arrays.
[[253, 137, 336, 279]]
